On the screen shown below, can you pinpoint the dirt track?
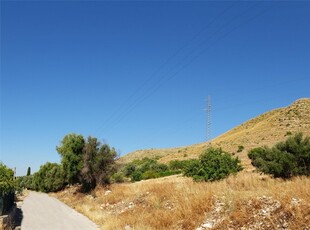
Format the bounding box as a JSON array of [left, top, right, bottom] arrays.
[[20, 191, 99, 230]]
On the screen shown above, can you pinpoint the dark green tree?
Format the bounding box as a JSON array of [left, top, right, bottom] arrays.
[[184, 147, 243, 182], [56, 134, 85, 184], [32, 162, 65, 192], [0, 163, 15, 196], [0, 163, 15, 215], [80, 137, 117, 191], [248, 133, 310, 178]]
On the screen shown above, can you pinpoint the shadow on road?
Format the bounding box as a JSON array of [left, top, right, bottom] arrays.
[[13, 203, 23, 230]]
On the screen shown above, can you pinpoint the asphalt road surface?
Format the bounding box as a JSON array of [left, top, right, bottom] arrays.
[[20, 191, 100, 230]]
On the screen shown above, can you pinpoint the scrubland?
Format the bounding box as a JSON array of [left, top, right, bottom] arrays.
[[53, 171, 310, 230]]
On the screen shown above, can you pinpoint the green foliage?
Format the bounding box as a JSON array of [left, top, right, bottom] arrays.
[[16, 175, 34, 191], [56, 134, 85, 184], [168, 159, 197, 170], [237, 145, 244, 153], [111, 172, 125, 183], [0, 163, 15, 215], [122, 158, 181, 182], [80, 137, 117, 191], [184, 147, 243, 182], [248, 133, 310, 178], [32, 162, 66, 192], [15, 134, 117, 193], [0, 163, 15, 196]]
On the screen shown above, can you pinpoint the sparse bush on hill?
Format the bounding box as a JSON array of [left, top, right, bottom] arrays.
[[168, 159, 197, 170], [237, 145, 244, 152], [248, 132, 310, 178], [184, 147, 243, 182], [122, 158, 181, 182]]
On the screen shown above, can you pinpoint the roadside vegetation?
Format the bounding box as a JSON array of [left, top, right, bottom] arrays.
[[51, 132, 310, 229], [18, 133, 117, 192], [0, 162, 15, 215]]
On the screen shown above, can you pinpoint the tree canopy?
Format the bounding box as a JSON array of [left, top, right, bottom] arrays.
[[248, 132, 310, 178], [184, 147, 243, 182]]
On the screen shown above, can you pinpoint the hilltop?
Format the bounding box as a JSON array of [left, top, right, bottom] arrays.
[[53, 98, 310, 230], [119, 98, 310, 169]]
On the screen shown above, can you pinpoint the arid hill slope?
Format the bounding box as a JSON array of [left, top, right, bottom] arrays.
[[120, 98, 310, 168]]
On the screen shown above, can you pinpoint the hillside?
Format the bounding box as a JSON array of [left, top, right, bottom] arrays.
[[53, 98, 310, 230], [119, 98, 310, 169]]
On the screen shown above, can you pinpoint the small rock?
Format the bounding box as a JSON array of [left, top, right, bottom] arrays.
[[124, 225, 132, 230], [105, 190, 112, 196], [202, 222, 213, 228]]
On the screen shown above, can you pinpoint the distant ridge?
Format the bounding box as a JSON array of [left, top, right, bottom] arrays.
[[119, 98, 310, 168]]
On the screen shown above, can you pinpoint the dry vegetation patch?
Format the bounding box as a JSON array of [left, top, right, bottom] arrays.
[[52, 172, 310, 230]]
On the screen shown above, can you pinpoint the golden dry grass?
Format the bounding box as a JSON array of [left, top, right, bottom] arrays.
[[52, 99, 310, 229], [52, 172, 310, 230], [119, 98, 310, 169]]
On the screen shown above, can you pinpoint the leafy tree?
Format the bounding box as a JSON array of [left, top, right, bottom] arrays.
[[184, 147, 243, 182], [56, 134, 85, 184], [0, 163, 15, 215], [32, 162, 65, 192], [0, 163, 15, 196], [80, 137, 117, 191], [248, 133, 310, 178], [94, 143, 117, 184]]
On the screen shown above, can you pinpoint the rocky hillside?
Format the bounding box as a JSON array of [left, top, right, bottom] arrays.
[[120, 98, 310, 168]]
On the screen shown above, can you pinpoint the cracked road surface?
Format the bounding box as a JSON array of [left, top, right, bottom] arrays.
[[20, 191, 100, 230]]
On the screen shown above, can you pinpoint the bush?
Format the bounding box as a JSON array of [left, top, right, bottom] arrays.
[[111, 172, 125, 183], [184, 147, 243, 182], [32, 162, 66, 192], [248, 133, 310, 178], [237, 145, 244, 153], [0, 163, 15, 215], [122, 158, 181, 182], [169, 159, 198, 171]]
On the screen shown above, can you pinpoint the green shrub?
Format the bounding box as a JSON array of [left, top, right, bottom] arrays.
[[168, 159, 197, 171], [131, 170, 143, 182], [0, 163, 15, 196], [237, 145, 244, 153], [122, 157, 181, 182], [111, 172, 125, 183], [248, 133, 310, 178], [32, 162, 66, 192], [184, 147, 243, 182], [0, 163, 15, 215]]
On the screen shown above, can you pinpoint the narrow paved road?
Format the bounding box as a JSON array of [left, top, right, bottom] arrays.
[[20, 191, 100, 230]]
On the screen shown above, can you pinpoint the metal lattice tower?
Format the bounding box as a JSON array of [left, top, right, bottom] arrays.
[[206, 96, 212, 143]]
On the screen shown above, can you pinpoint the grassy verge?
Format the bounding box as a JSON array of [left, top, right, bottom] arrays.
[[52, 171, 310, 229]]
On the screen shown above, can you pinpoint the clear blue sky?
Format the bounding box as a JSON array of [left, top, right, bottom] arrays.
[[1, 1, 309, 176]]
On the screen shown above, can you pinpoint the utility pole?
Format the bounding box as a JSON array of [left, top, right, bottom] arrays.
[[205, 96, 212, 143]]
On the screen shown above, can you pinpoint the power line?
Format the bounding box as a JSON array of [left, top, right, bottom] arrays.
[[95, 2, 275, 134], [93, 2, 240, 134]]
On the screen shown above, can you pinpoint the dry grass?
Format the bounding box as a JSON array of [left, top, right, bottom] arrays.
[[119, 98, 310, 168], [52, 99, 310, 229], [52, 171, 310, 230]]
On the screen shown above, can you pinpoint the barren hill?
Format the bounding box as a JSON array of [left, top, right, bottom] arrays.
[[120, 98, 310, 169]]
